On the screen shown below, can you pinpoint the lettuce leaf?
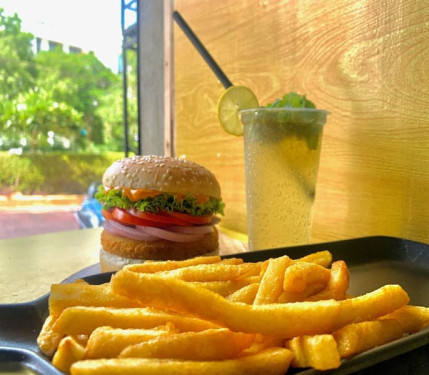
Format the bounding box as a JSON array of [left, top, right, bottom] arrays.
[[95, 185, 225, 216]]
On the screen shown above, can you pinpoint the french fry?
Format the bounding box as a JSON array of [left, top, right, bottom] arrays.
[[242, 275, 262, 284], [277, 261, 331, 302], [306, 260, 350, 301], [85, 326, 174, 359], [111, 269, 409, 338], [52, 336, 86, 374], [282, 262, 330, 293], [296, 250, 333, 267], [124, 256, 239, 273], [286, 334, 341, 370], [253, 256, 292, 305], [381, 305, 429, 333], [71, 335, 89, 348], [52, 306, 219, 336], [193, 279, 254, 297], [216, 257, 245, 265], [156, 263, 261, 282], [37, 250, 428, 375], [37, 315, 64, 356], [333, 319, 403, 357], [119, 328, 255, 360], [277, 282, 326, 303], [242, 334, 285, 355], [70, 347, 294, 375], [335, 284, 408, 327], [49, 282, 143, 317], [226, 283, 260, 304]]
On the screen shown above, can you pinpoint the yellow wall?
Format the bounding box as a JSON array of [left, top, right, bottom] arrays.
[[174, 0, 429, 244]]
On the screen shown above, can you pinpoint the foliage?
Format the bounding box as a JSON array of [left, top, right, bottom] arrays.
[[35, 48, 118, 146], [0, 9, 36, 101], [0, 152, 124, 194], [96, 49, 139, 153], [0, 88, 85, 152], [265, 92, 316, 109], [0, 8, 129, 153]]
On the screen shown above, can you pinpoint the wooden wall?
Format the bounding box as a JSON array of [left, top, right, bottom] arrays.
[[173, 0, 429, 245]]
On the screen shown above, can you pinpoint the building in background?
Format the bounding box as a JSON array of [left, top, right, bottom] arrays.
[[32, 35, 85, 55]]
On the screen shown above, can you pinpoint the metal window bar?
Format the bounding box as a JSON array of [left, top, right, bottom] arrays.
[[121, 0, 140, 156]]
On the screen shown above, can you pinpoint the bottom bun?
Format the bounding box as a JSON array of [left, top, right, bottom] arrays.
[[99, 247, 220, 272], [99, 227, 219, 272]]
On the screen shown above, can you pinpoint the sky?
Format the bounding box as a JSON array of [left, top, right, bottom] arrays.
[[0, 0, 124, 72]]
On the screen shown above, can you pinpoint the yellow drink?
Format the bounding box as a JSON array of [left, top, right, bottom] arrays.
[[240, 108, 328, 250]]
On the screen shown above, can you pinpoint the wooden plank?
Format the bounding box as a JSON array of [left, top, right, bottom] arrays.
[[173, 0, 429, 245]]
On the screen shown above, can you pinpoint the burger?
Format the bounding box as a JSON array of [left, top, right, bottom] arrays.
[[95, 155, 225, 271]]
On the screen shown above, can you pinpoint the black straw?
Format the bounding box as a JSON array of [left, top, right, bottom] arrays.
[[173, 11, 233, 89]]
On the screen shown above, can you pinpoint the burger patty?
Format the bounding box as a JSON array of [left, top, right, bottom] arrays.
[[101, 227, 219, 261]]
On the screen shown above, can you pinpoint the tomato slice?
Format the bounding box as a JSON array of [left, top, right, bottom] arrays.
[[128, 209, 189, 226], [102, 208, 212, 228], [166, 211, 213, 225], [107, 208, 169, 228], [101, 209, 114, 221]]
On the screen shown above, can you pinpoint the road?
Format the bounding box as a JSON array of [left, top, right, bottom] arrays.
[[0, 210, 81, 239], [0, 195, 84, 239]]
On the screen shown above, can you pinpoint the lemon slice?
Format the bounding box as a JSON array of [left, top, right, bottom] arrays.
[[217, 86, 259, 136]]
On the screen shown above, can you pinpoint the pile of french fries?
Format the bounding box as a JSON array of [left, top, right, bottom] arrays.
[[37, 251, 429, 375]]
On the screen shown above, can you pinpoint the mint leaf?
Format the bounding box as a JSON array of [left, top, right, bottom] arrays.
[[265, 92, 316, 109]]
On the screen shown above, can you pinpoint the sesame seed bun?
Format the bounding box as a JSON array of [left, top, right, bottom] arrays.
[[99, 155, 222, 271], [102, 155, 221, 199]]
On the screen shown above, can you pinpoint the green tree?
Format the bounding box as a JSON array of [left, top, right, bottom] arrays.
[[0, 88, 85, 152], [0, 8, 36, 100], [0, 9, 126, 153], [35, 48, 119, 146], [97, 49, 139, 152]]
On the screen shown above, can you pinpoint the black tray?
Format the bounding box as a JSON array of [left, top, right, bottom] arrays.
[[1, 236, 428, 374]]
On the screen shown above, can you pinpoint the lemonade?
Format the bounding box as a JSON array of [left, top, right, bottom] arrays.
[[240, 107, 328, 250]]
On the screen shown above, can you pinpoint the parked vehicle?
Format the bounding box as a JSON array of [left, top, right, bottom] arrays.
[[74, 182, 104, 228]]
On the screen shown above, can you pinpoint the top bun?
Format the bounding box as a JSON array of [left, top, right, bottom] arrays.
[[102, 155, 222, 199]]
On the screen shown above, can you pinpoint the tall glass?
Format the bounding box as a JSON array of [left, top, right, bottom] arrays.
[[240, 108, 328, 251]]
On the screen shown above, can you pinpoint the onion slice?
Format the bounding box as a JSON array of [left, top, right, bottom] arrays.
[[104, 220, 158, 241], [211, 216, 221, 225], [135, 225, 205, 243], [163, 225, 214, 234]]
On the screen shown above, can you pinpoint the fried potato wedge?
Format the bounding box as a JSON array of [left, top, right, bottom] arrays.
[[286, 334, 341, 370], [111, 269, 409, 338], [119, 328, 255, 360], [70, 347, 293, 375]]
